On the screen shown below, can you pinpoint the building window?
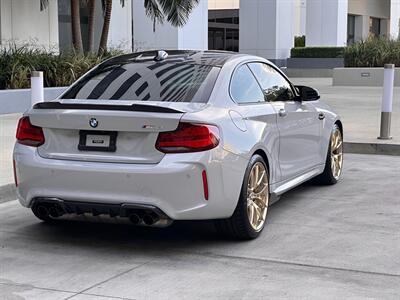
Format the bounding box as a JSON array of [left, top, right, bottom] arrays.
[[347, 15, 356, 44], [208, 9, 239, 52], [369, 17, 381, 38]]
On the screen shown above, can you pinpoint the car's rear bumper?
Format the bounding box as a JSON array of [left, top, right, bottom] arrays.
[[13, 144, 247, 220]]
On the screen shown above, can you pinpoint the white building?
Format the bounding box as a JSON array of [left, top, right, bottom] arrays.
[[0, 0, 399, 63]]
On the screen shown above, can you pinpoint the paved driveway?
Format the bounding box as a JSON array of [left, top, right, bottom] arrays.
[[0, 154, 399, 299]]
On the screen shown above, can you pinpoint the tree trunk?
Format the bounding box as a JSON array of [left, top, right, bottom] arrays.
[[98, 0, 112, 55], [87, 0, 96, 53], [70, 0, 83, 53]]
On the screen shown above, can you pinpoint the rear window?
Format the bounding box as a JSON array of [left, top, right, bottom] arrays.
[[61, 59, 220, 103]]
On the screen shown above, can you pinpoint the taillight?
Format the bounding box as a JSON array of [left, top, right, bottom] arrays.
[[16, 117, 45, 147], [155, 122, 220, 153]]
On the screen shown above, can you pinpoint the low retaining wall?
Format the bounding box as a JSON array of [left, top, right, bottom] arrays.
[[0, 87, 67, 115], [333, 68, 400, 86], [287, 58, 344, 69], [285, 68, 333, 78], [285, 58, 344, 78]]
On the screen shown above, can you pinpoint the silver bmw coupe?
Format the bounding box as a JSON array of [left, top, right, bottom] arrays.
[[13, 50, 343, 239]]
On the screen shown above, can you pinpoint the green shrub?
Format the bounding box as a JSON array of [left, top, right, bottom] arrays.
[[291, 47, 345, 58], [294, 36, 305, 48], [0, 44, 122, 89], [345, 38, 400, 67]]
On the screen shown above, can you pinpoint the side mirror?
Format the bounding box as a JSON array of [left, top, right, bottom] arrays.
[[295, 85, 320, 101]]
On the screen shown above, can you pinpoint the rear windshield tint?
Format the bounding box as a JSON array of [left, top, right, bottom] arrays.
[[61, 60, 220, 103]]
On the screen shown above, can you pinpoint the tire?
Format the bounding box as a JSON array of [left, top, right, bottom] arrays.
[[315, 124, 343, 185], [215, 154, 270, 240]]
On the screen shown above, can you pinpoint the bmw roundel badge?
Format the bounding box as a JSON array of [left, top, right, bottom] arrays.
[[89, 118, 98, 128]]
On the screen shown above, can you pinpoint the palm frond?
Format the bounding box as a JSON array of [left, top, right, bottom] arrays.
[[163, 0, 200, 27], [101, 0, 125, 14], [40, 0, 49, 11], [144, 0, 164, 25], [145, 0, 199, 28]]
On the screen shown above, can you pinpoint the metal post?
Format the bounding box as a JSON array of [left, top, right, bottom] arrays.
[[378, 64, 394, 140], [31, 71, 44, 106]]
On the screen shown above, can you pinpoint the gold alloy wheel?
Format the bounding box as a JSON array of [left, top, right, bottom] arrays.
[[247, 162, 269, 232], [331, 127, 343, 180]]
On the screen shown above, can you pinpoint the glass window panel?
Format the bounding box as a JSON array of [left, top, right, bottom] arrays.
[[248, 63, 294, 102], [230, 65, 265, 103]]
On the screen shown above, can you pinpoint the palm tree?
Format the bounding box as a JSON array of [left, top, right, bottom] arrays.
[[41, 0, 83, 53], [86, 0, 96, 53], [79, 0, 97, 53], [98, 0, 200, 54], [70, 0, 84, 53], [98, 0, 121, 55], [42, 0, 200, 55]]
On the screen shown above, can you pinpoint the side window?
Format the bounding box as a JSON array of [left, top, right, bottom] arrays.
[[230, 65, 265, 103], [248, 63, 295, 102]]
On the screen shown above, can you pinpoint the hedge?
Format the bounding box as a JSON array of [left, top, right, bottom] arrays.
[[290, 47, 345, 58], [344, 38, 400, 67], [294, 36, 305, 48], [0, 44, 121, 90]]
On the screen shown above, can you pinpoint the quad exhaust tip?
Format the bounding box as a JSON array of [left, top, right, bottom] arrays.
[[35, 203, 65, 219], [129, 214, 141, 225], [32, 198, 172, 227], [36, 205, 49, 218], [142, 213, 159, 226], [129, 213, 160, 226]]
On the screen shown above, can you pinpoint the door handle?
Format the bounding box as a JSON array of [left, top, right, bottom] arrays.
[[278, 109, 287, 117], [318, 112, 325, 120]]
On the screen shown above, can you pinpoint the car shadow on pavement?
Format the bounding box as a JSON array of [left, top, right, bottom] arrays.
[[21, 180, 326, 254]]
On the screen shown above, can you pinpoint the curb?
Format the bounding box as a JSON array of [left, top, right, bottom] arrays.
[[0, 184, 16, 204], [344, 142, 400, 156]]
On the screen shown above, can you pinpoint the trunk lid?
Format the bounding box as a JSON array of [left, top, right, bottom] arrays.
[[27, 100, 205, 164]]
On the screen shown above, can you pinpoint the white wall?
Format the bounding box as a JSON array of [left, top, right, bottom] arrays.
[[306, 0, 348, 46], [0, 0, 58, 49], [240, 0, 294, 61], [0, 87, 66, 115], [390, 0, 400, 39], [108, 0, 132, 51], [132, 0, 207, 51], [294, 0, 306, 36], [208, 0, 239, 9]]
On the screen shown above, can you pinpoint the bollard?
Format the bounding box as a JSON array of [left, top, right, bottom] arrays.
[[31, 71, 44, 106], [378, 64, 394, 140]]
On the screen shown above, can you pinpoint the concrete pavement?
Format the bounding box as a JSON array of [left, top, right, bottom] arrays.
[[0, 154, 399, 299]]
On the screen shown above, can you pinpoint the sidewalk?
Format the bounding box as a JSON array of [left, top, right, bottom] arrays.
[[0, 113, 20, 187], [292, 78, 400, 148], [1, 79, 399, 188]]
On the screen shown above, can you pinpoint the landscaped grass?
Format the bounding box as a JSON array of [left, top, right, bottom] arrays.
[[344, 38, 400, 67], [0, 44, 121, 89]]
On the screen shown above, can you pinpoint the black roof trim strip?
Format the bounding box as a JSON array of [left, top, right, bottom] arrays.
[[33, 102, 183, 114]]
